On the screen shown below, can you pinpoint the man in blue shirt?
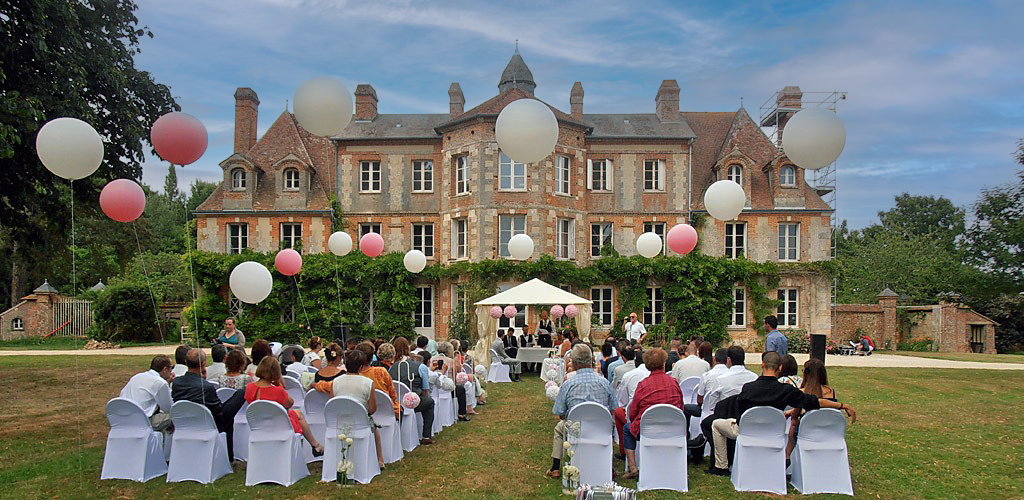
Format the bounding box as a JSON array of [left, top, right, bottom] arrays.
[[546, 344, 617, 479], [764, 315, 788, 356]]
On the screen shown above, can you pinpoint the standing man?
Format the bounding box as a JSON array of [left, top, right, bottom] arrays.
[[764, 316, 787, 356], [622, 312, 647, 346], [537, 310, 555, 348]]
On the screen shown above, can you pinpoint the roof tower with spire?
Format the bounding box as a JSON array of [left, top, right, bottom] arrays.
[[498, 45, 536, 95]]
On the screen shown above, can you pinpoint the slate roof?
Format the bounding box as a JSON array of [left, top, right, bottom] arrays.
[[333, 114, 447, 140], [436, 87, 584, 130], [586, 113, 695, 140]]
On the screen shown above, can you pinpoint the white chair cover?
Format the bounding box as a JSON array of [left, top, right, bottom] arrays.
[[286, 363, 306, 379], [679, 376, 701, 440], [216, 387, 235, 404], [731, 406, 788, 495], [244, 401, 309, 486], [166, 401, 232, 483], [307, 364, 319, 373], [487, 348, 512, 383], [395, 381, 419, 452], [269, 342, 283, 357], [322, 396, 380, 484], [283, 376, 305, 412], [304, 389, 330, 463], [636, 404, 687, 492], [790, 409, 853, 495], [208, 380, 220, 387], [100, 398, 167, 482], [465, 380, 476, 409], [566, 402, 614, 487], [372, 389, 404, 464], [232, 401, 249, 461]]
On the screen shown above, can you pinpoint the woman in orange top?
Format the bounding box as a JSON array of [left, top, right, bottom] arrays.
[[355, 341, 400, 418]]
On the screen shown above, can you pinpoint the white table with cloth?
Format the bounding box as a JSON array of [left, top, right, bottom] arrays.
[[515, 347, 553, 364]]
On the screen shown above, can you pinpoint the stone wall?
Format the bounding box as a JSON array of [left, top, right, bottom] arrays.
[[835, 297, 997, 354]]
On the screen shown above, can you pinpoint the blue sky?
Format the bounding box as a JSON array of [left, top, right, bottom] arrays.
[[134, 0, 1024, 228]]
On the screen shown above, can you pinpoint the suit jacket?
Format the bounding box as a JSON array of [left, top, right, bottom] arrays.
[[503, 335, 519, 350], [171, 372, 224, 419], [491, 339, 514, 362], [538, 333, 553, 348], [521, 334, 536, 347]]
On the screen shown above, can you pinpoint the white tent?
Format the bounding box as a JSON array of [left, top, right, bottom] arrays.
[[472, 279, 593, 366]]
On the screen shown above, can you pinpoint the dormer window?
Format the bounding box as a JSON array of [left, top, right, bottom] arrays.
[[231, 168, 247, 191], [781, 166, 796, 187], [284, 168, 300, 191], [727, 164, 743, 186]]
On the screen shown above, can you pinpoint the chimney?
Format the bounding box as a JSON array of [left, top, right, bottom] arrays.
[[354, 84, 378, 121], [448, 83, 465, 119], [233, 87, 259, 154], [570, 82, 584, 121], [776, 86, 802, 144], [655, 80, 680, 123]]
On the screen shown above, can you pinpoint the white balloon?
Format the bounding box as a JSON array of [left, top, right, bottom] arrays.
[[328, 231, 353, 256], [781, 108, 847, 170], [704, 180, 746, 221], [293, 76, 353, 137], [403, 249, 427, 273], [636, 232, 663, 258], [35, 118, 104, 180], [229, 261, 273, 304], [495, 99, 558, 164], [507, 233, 534, 260]]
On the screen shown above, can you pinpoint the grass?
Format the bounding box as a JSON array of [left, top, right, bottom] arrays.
[[880, 350, 1024, 364], [0, 337, 178, 350], [1, 356, 1022, 499]]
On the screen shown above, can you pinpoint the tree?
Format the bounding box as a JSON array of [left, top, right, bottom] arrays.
[[872, 194, 965, 250], [964, 167, 1024, 288], [163, 164, 181, 203], [0, 0, 177, 304]]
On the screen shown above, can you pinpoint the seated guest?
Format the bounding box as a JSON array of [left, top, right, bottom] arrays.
[[425, 337, 439, 357], [206, 344, 228, 381], [215, 349, 254, 389], [623, 348, 684, 478], [697, 348, 729, 405], [245, 356, 324, 456], [491, 329, 522, 382], [699, 346, 757, 466], [611, 345, 638, 389], [601, 340, 621, 379], [699, 341, 714, 367], [413, 335, 429, 355], [778, 354, 802, 387], [786, 358, 837, 459], [315, 342, 345, 382], [302, 336, 324, 369], [215, 317, 245, 347], [172, 348, 246, 461], [665, 338, 683, 371], [502, 327, 520, 359], [246, 339, 274, 378], [317, 350, 384, 469], [281, 348, 305, 377], [354, 341, 400, 419], [671, 340, 710, 384], [557, 332, 572, 358], [433, 341, 470, 421], [119, 354, 175, 433], [172, 344, 191, 378], [705, 351, 856, 475], [598, 342, 615, 376], [546, 344, 617, 479]]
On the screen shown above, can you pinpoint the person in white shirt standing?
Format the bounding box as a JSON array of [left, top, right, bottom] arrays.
[[671, 340, 710, 383], [205, 344, 228, 381], [622, 312, 647, 346], [119, 355, 175, 432]]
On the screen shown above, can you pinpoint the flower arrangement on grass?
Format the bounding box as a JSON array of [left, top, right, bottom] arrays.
[[335, 426, 355, 485], [561, 420, 582, 495]]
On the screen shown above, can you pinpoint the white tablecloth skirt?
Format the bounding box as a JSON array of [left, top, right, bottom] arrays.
[[516, 347, 553, 364]]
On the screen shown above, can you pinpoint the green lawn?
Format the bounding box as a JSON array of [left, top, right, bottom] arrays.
[[881, 350, 1024, 364], [0, 337, 177, 350], [1, 356, 1022, 499]]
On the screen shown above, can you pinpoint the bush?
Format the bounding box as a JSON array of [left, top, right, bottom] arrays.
[[784, 329, 810, 354], [90, 283, 160, 343], [898, 338, 934, 352]]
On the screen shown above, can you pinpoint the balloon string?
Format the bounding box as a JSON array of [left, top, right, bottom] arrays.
[[132, 222, 165, 342], [178, 170, 205, 404], [70, 179, 83, 492], [293, 274, 313, 336]]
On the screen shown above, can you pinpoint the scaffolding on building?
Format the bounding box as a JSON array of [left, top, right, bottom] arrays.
[[759, 90, 847, 335]]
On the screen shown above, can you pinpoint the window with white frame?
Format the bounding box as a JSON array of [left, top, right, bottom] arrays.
[[499, 151, 526, 191], [725, 222, 746, 259], [778, 223, 800, 261], [284, 168, 300, 191], [556, 218, 574, 260], [229, 294, 245, 319], [364, 292, 375, 325], [590, 222, 613, 258], [644, 159, 666, 191], [231, 168, 247, 190], [556, 155, 571, 195], [591, 287, 613, 326], [414, 286, 433, 328], [643, 222, 666, 255], [454, 156, 469, 195], [727, 164, 743, 186], [643, 287, 663, 326], [453, 285, 467, 315], [588, 159, 612, 191], [360, 161, 381, 192], [497, 303, 526, 330], [498, 215, 526, 258], [777, 288, 798, 327], [412, 160, 433, 192], [731, 287, 746, 327], [280, 223, 302, 249], [452, 218, 467, 259], [11, 318, 23, 331], [281, 304, 296, 323], [359, 223, 381, 240], [228, 224, 248, 254], [412, 223, 434, 257], [781, 166, 796, 187]]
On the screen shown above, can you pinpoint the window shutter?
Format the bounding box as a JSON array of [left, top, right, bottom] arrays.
[[586, 159, 593, 190], [607, 159, 614, 190], [658, 160, 666, 191]]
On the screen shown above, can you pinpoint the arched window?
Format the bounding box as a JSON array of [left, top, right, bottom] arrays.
[[284, 168, 300, 191], [231, 168, 247, 190], [781, 166, 796, 187], [727, 164, 743, 185], [11, 318, 23, 330]]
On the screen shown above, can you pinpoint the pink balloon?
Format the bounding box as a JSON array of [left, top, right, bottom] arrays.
[[503, 305, 517, 319], [549, 305, 564, 320], [360, 232, 384, 257], [151, 112, 208, 165], [489, 306, 503, 319], [275, 248, 302, 276], [565, 305, 579, 319], [667, 223, 699, 255], [99, 179, 146, 222]]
